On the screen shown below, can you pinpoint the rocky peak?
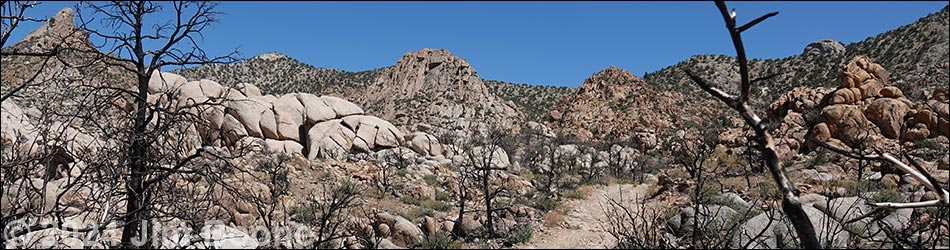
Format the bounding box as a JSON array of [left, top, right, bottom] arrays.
[[2, 7, 104, 89], [546, 65, 695, 143], [361, 48, 523, 132], [581, 66, 641, 86], [576, 66, 644, 101], [376, 48, 488, 101], [253, 52, 289, 61], [21, 7, 76, 43], [10, 7, 91, 54], [802, 39, 846, 56], [801, 55, 948, 152]]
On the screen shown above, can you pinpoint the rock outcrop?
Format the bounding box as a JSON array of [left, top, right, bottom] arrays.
[[144, 72, 406, 160], [359, 48, 524, 132], [789, 55, 949, 151], [802, 39, 846, 56], [546, 66, 721, 145]]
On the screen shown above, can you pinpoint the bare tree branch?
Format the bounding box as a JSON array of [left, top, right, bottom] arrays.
[[683, 2, 821, 248], [811, 138, 949, 208]]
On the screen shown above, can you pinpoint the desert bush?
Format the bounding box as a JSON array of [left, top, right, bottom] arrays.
[[415, 232, 455, 249], [506, 223, 534, 245]]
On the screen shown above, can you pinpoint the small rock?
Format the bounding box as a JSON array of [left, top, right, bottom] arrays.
[[882, 174, 900, 189], [880, 86, 904, 98]]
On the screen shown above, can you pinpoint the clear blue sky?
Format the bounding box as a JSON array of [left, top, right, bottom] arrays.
[[7, 1, 948, 87]]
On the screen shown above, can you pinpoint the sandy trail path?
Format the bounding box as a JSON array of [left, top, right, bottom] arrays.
[[516, 183, 654, 249]]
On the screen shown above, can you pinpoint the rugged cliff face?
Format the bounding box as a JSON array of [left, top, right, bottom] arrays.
[[359, 48, 525, 131]]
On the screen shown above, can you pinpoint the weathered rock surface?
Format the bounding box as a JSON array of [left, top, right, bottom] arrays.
[[344, 115, 404, 152], [408, 132, 443, 157], [358, 48, 523, 131], [802, 55, 946, 150], [802, 39, 846, 56], [376, 212, 424, 247], [307, 119, 357, 160]]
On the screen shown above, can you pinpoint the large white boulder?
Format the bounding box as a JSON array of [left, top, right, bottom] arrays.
[[225, 98, 271, 138], [342, 115, 403, 151], [235, 82, 262, 97], [175, 80, 209, 107], [198, 79, 224, 98], [321, 96, 363, 117], [456, 146, 510, 169], [272, 94, 306, 141], [295, 93, 336, 124], [199, 224, 260, 249], [250, 96, 279, 140], [408, 132, 442, 156], [376, 212, 424, 247], [307, 119, 356, 160], [1, 100, 32, 144], [147, 71, 188, 94], [263, 139, 304, 156], [220, 113, 248, 145]]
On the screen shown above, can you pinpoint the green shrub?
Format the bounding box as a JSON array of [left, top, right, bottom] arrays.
[[434, 189, 451, 202], [562, 189, 585, 200], [289, 204, 316, 224], [400, 195, 452, 212], [810, 148, 833, 166], [397, 207, 434, 222], [913, 138, 945, 151], [415, 232, 454, 249], [870, 188, 902, 203], [506, 224, 533, 245], [531, 196, 557, 212], [423, 174, 439, 186]]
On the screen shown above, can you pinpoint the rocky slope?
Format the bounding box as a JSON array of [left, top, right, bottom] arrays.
[[1, 7, 133, 101], [3, 4, 949, 249], [484, 79, 572, 122], [644, 5, 949, 109], [762, 55, 950, 156], [174, 52, 386, 97], [546, 66, 731, 148], [357, 48, 524, 131]]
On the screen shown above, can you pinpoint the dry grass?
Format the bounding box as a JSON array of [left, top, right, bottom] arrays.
[[542, 206, 568, 228]]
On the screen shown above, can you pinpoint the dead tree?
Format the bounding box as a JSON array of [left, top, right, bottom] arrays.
[[75, 1, 238, 248], [438, 129, 478, 239], [521, 132, 567, 198], [295, 180, 363, 249], [682, 1, 820, 248], [465, 126, 512, 238], [1, 3, 120, 246], [446, 125, 512, 239]]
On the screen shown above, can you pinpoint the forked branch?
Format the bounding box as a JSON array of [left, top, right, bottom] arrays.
[[683, 1, 821, 248]]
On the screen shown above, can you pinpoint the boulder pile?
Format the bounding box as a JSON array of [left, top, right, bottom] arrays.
[[804, 56, 949, 150], [145, 72, 455, 160]]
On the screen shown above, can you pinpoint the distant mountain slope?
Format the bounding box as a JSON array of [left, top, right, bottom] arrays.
[[174, 52, 387, 96], [1, 7, 134, 108], [644, 5, 949, 108], [484, 80, 572, 122], [173, 5, 947, 133]]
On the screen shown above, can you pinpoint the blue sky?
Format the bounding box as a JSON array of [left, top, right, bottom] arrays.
[[7, 1, 948, 87]]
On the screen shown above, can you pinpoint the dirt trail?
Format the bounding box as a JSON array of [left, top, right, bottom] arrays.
[[516, 183, 654, 249]]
